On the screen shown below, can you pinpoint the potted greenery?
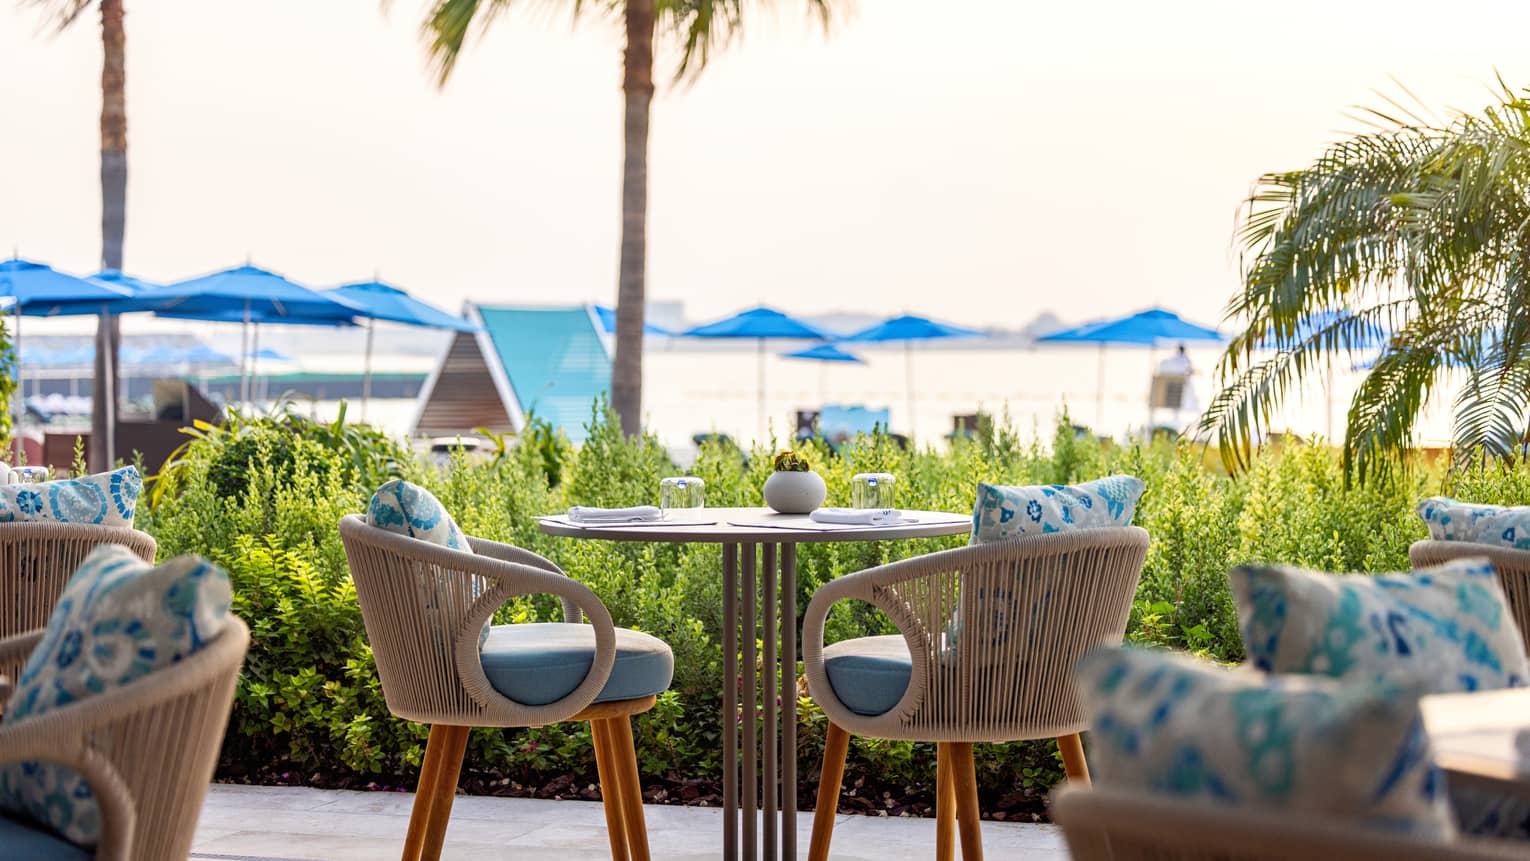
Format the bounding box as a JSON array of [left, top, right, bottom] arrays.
[[763, 449, 827, 514]]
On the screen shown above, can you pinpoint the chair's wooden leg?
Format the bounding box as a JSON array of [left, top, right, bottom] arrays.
[[1057, 733, 1090, 785], [808, 721, 851, 861], [592, 719, 631, 861], [605, 716, 652, 861], [936, 743, 956, 861], [401, 726, 447, 861], [950, 742, 983, 861], [416, 724, 471, 861]]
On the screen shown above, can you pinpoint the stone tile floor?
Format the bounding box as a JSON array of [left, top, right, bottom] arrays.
[[191, 784, 1069, 860]]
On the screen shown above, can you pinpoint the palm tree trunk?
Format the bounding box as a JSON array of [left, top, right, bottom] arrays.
[[93, 0, 126, 471], [610, 0, 655, 437]]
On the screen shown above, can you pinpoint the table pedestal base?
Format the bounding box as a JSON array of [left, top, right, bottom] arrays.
[[723, 542, 798, 861]]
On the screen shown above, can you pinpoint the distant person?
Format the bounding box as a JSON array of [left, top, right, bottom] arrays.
[[1155, 344, 1199, 414]]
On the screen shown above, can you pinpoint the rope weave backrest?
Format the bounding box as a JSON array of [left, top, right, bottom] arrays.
[[804, 526, 1149, 743], [1410, 540, 1530, 656], [0, 522, 156, 683]]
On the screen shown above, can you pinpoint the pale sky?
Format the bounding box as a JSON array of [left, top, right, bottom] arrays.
[[5, 0, 1530, 332]]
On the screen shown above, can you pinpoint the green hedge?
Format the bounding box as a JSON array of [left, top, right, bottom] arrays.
[[139, 402, 1507, 816]]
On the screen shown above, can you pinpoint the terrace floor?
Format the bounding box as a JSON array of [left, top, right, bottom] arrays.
[[190, 784, 1069, 860]]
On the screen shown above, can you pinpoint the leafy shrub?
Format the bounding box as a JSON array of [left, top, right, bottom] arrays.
[[140, 398, 1490, 816]]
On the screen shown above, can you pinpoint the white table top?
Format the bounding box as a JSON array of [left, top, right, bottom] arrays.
[[537, 507, 972, 544], [1422, 687, 1530, 788]]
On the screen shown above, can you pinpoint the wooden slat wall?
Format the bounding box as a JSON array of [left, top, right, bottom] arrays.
[[413, 331, 515, 437]]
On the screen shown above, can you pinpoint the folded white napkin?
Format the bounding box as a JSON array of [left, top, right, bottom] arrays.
[[810, 507, 901, 525], [567, 505, 663, 524]]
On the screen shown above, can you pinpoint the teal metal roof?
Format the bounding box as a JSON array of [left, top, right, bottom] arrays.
[[475, 305, 610, 442]]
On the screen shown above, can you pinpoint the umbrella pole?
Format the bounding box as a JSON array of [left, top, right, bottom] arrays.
[[1325, 363, 1335, 443], [757, 337, 766, 447], [1095, 343, 1105, 433], [239, 302, 251, 408], [361, 317, 375, 422], [101, 303, 115, 468], [905, 341, 915, 439], [250, 323, 261, 407]]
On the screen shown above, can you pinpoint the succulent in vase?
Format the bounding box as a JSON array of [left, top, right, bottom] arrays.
[[763, 448, 826, 514]]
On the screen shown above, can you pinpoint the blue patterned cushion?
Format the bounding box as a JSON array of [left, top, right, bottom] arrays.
[[366, 480, 487, 649], [1077, 645, 1455, 839], [0, 546, 232, 848], [0, 467, 141, 527], [1418, 497, 1530, 550], [1231, 559, 1529, 694], [367, 480, 468, 550], [970, 475, 1144, 545]]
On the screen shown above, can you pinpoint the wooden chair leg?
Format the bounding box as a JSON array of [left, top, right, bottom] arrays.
[[604, 716, 652, 861], [1057, 733, 1090, 785], [950, 742, 983, 861], [407, 724, 470, 861], [591, 719, 631, 861], [936, 743, 956, 861], [808, 722, 851, 861]]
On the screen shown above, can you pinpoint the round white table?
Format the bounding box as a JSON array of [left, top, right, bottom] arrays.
[[539, 507, 972, 861]]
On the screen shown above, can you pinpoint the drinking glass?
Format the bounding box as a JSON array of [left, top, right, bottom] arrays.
[[11, 466, 48, 484], [659, 476, 705, 515], [851, 472, 896, 509]]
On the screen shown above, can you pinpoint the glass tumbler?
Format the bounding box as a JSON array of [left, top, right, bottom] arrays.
[[12, 466, 49, 484], [851, 472, 896, 509], [659, 476, 706, 515]]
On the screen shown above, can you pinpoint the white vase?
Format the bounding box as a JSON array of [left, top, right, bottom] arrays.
[[763, 470, 827, 514]]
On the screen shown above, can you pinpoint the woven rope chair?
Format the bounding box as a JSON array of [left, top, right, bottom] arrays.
[[1050, 784, 1526, 860], [0, 618, 249, 861], [1411, 540, 1530, 655], [338, 514, 665, 861], [801, 526, 1150, 861], [0, 522, 158, 686]]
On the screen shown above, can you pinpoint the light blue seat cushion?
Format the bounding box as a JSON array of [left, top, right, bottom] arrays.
[[0, 814, 90, 861], [479, 623, 673, 706], [823, 635, 912, 716]]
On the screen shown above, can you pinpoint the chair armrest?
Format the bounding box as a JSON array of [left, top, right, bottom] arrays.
[[468, 536, 583, 623], [802, 550, 945, 728], [0, 717, 137, 861]]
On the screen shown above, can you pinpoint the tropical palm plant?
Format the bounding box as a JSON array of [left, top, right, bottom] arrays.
[[416, 0, 834, 436], [1202, 79, 1530, 484], [26, 0, 126, 469]]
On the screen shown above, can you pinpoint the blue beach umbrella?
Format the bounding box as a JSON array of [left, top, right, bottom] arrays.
[[683, 306, 831, 441], [783, 344, 863, 363], [784, 343, 864, 407], [842, 314, 982, 432], [1254, 309, 1390, 441], [1038, 307, 1225, 431], [127, 264, 362, 405], [326, 280, 479, 419], [0, 259, 138, 460]]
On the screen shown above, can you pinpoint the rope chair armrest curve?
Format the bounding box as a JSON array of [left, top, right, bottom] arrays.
[[0, 726, 137, 861], [467, 536, 583, 623]]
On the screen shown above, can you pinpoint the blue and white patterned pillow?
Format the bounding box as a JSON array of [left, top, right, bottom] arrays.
[[970, 475, 1144, 545], [0, 545, 232, 848], [1418, 497, 1530, 550], [366, 480, 487, 648], [1077, 645, 1455, 839], [367, 479, 469, 550], [0, 467, 141, 527], [1230, 559, 1528, 694]]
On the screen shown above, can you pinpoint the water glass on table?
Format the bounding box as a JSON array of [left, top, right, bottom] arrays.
[[659, 476, 705, 517], [851, 472, 896, 509]]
